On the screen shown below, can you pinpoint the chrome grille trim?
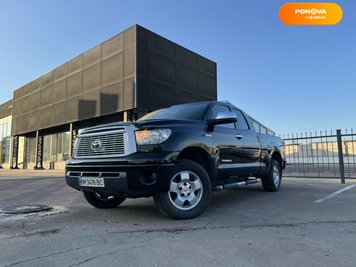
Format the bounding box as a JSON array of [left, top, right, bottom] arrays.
[[74, 126, 137, 159], [66, 171, 127, 179]]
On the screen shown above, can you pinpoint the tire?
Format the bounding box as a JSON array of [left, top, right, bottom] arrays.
[[261, 159, 282, 192], [83, 191, 126, 209], [154, 159, 212, 220]]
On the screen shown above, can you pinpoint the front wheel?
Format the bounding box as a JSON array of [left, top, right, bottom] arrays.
[[261, 159, 282, 192], [154, 160, 212, 220], [83, 191, 126, 208]]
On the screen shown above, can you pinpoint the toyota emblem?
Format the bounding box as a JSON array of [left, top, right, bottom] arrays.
[[91, 139, 104, 152]]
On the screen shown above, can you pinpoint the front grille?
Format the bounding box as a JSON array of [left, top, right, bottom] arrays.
[[66, 171, 124, 178], [75, 130, 129, 158]]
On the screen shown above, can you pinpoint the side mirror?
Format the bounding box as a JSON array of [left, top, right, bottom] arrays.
[[209, 111, 237, 126]]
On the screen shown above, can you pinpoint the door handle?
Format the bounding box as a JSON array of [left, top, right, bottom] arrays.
[[235, 134, 243, 140]]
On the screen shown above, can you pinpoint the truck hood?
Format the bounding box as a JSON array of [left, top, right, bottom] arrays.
[[81, 119, 200, 134], [133, 119, 199, 128]]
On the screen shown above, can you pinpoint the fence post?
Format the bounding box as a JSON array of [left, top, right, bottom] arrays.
[[336, 129, 345, 184]]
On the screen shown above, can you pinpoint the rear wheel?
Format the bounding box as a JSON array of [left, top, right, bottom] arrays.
[[261, 159, 282, 192], [154, 160, 212, 219], [83, 191, 126, 208]]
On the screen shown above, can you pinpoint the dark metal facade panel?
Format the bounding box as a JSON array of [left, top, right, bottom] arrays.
[[13, 89, 21, 100], [40, 85, 53, 107], [177, 89, 199, 103], [30, 90, 41, 111], [53, 79, 66, 103], [124, 26, 136, 49], [83, 45, 101, 68], [101, 53, 124, 87], [100, 82, 124, 116], [13, 116, 21, 134], [54, 64, 66, 82], [176, 46, 198, 68], [41, 71, 53, 88], [52, 101, 66, 126], [123, 78, 136, 110], [12, 118, 18, 134], [149, 52, 176, 86], [66, 72, 82, 98], [136, 77, 150, 108], [149, 81, 177, 110], [28, 110, 40, 131], [147, 32, 175, 61], [31, 78, 42, 92], [67, 56, 82, 76], [21, 114, 29, 133], [83, 63, 101, 92], [102, 33, 123, 60], [21, 84, 31, 98], [0, 100, 12, 119], [137, 47, 149, 78], [22, 95, 32, 114], [198, 72, 216, 98], [65, 96, 80, 122], [136, 25, 217, 111], [176, 63, 199, 92], [198, 56, 216, 76], [40, 106, 52, 128], [13, 85, 28, 99], [11, 24, 216, 135], [80, 89, 101, 119], [12, 99, 22, 116], [124, 46, 136, 79]]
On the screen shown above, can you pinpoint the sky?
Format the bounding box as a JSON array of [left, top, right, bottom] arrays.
[[0, 0, 355, 135]]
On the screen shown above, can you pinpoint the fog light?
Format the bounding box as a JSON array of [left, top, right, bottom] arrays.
[[140, 172, 157, 185]]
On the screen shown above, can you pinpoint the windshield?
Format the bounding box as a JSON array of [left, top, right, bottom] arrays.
[[138, 102, 210, 121]]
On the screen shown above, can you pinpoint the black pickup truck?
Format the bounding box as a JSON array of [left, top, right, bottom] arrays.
[[66, 101, 286, 219]]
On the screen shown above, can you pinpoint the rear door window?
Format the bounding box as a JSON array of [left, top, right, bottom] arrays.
[[233, 109, 249, 130]]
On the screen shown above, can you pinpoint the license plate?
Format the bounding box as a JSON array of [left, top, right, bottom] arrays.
[[78, 177, 105, 188]]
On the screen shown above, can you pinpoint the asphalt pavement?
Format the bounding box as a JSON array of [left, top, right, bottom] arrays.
[[0, 170, 355, 267]]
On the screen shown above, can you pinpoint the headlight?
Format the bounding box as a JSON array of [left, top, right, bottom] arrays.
[[72, 136, 79, 155], [135, 129, 172, 145]]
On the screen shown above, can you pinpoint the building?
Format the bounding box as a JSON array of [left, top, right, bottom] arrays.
[[0, 25, 217, 170]]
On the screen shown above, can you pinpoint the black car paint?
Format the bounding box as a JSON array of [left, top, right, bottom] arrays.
[[66, 101, 285, 196]]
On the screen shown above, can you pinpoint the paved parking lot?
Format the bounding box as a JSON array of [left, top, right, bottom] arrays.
[[0, 170, 355, 267]]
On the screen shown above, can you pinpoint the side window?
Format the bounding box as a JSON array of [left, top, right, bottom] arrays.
[[233, 110, 249, 130], [210, 105, 235, 129], [252, 120, 260, 133], [248, 116, 275, 135], [260, 126, 267, 135]]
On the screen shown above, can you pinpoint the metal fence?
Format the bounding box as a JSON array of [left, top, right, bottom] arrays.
[[282, 129, 356, 182]]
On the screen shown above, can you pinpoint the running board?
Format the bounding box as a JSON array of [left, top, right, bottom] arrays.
[[212, 178, 260, 191]]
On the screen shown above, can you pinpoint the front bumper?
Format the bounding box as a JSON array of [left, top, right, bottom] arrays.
[[65, 152, 177, 196]]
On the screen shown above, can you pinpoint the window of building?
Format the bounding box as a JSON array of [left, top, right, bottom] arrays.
[[42, 132, 71, 162], [0, 115, 12, 165], [28, 137, 36, 163], [56, 132, 70, 161], [27, 131, 70, 164]]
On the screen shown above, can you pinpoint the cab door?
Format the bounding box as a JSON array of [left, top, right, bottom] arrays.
[[232, 109, 262, 176], [209, 105, 245, 179]]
